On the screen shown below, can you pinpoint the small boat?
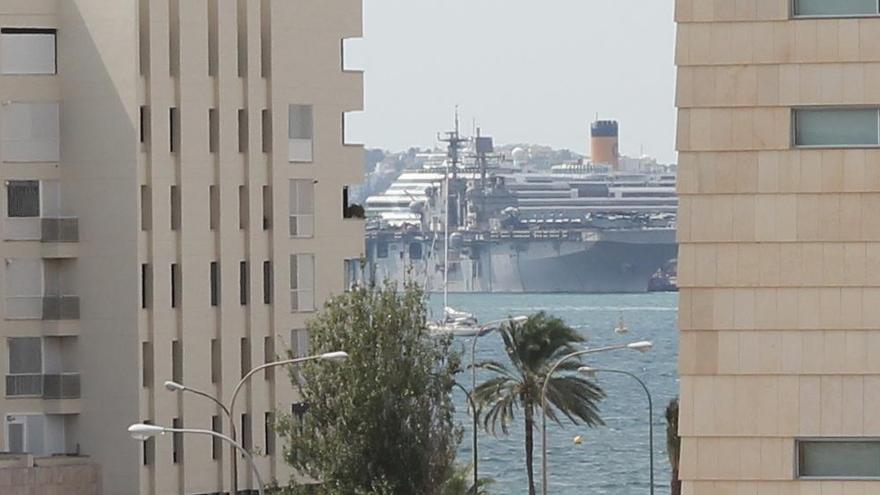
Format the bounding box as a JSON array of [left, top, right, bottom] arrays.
[[614, 314, 629, 334]]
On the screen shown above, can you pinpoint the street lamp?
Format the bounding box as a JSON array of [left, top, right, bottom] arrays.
[[578, 366, 655, 495], [468, 315, 527, 490], [540, 341, 652, 495], [164, 350, 349, 494], [129, 423, 265, 495]]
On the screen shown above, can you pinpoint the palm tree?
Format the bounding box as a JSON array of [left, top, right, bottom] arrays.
[[666, 398, 681, 495], [472, 312, 605, 495], [439, 463, 495, 495]]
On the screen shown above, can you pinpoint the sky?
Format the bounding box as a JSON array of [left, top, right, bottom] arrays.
[[350, 0, 678, 163]]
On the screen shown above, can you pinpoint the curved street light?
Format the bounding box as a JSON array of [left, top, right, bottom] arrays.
[[578, 366, 654, 495], [128, 423, 265, 495], [469, 315, 528, 490], [164, 350, 349, 494], [540, 341, 652, 495]]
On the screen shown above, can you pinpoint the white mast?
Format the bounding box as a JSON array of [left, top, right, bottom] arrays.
[[444, 158, 449, 311]]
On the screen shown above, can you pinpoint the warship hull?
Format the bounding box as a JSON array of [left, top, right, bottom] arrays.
[[366, 229, 677, 294]]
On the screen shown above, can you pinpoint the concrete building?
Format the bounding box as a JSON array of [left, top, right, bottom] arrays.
[[677, 0, 880, 492], [0, 1, 364, 494]]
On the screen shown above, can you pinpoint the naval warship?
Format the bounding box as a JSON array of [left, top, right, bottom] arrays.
[[362, 120, 678, 294]]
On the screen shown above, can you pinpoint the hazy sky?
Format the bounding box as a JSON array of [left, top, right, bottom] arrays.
[[353, 0, 678, 163]]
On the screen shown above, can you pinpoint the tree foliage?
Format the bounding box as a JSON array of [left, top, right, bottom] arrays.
[[473, 312, 605, 495], [274, 281, 462, 495]]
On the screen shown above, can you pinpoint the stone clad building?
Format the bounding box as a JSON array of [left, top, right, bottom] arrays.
[[0, 1, 364, 494], [677, 0, 880, 492]]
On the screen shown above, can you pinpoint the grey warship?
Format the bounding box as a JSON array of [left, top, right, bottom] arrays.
[[363, 120, 678, 294]]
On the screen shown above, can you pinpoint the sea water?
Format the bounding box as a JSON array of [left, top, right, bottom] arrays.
[[431, 292, 679, 495]]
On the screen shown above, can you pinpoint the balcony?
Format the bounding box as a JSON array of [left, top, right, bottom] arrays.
[[5, 217, 78, 243], [5, 373, 80, 399], [6, 296, 80, 320]]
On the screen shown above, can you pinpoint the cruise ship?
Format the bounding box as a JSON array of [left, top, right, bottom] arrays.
[[363, 121, 678, 293]]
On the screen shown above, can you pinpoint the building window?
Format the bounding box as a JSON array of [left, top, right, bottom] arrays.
[[141, 263, 152, 309], [238, 109, 249, 153], [0, 28, 57, 75], [291, 329, 308, 358], [7, 181, 39, 218], [239, 261, 249, 305], [210, 262, 220, 306], [377, 242, 389, 259], [208, 0, 219, 77], [169, 107, 179, 153], [6, 337, 42, 397], [288, 180, 315, 237], [237, 0, 248, 78], [171, 263, 180, 308], [794, 0, 879, 16], [140, 185, 152, 231], [170, 185, 181, 231], [288, 104, 313, 162], [794, 108, 880, 147], [211, 415, 222, 460], [260, 0, 271, 78], [240, 337, 251, 378], [290, 254, 315, 312], [209, 185, 219, 231], [142, 420, 155, 465], [210, 339, 220, 384], [239, 185, 249, 230], [262, 185, 272, 230], [797, 439, 880, 478], [342, 186, 364, 219], [172, 417, 183, 464], [262, 109, 272, 153], [265, 412, 275, 456], [263, 261, 273, 304], [263, 336, 274, 380], [1, 102, 60, 163], [142, 342, 153, 388], [209, 108, 219, 153], [140, 106, 150, 146], [241, 413, 252, 451], [171, 340, 182, 383]]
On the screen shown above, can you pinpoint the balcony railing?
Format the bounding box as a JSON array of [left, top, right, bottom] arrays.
[[41, 218, 79, 243], [5, 217, 79, 242], [5, 296, 80, 320], [5, 373, 80, 399]]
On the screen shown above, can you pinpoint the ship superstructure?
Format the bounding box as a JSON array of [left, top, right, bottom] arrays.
[[364, 121, 678, 293]]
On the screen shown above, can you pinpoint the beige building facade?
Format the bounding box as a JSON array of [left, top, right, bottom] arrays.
[[0, 1, 364, 494], [677, 0, 880, 493]]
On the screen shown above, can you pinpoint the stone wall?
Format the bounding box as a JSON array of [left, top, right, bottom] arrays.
[[0, 455, 101, 495]]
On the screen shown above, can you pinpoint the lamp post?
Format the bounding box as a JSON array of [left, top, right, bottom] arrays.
[[469, 315, 528, 490], [128, 423, 265, 495], [578, 366, 655, 495], [164, 350, 349, 494], [540, 341, 652, 495]]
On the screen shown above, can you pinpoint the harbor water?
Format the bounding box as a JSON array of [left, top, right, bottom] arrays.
[[431, 292, 679, 495]]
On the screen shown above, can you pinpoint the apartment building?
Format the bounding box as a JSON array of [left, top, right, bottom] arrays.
[[677, 0, 880, 493], [0, 1, 364, 494]]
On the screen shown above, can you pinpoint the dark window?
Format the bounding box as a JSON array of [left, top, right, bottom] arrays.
[[142, 419, 155, 465], [261, 109, 272, 153], [210, 262, 220, 306], [7, 181, 39, 218], [208, 0, 219, 77], [260, 0, 271, 78], [262, 185, 272, 230], [237, 0, 248, 77], [241, 413, 252, 451], [265, 412, 275, 456], [141, 263, 152, 309], [171, 263, 180, 308], [140, 185, 152, 231], [211, 415, 222, 460], [240, 261, 249, 305], [263, 336, 274, 380], [240, 338, 251, 378], [209, 108, 219, 153], [209, 185, 219, 231], [141, 342, 153, 388], [139, 106, 149, 145], [172, 417, 183, 464], [410, 243, 423, 260], [171, 340, 182, 383], [798, 439, 880, 478], [263, 261, 273, 304], [170, 185, 181, 231], [169, 107, 179, 153], [238, 109, 248, 153], [210, 339, 220, 384], [377, 242, 389, 259], [239, 185, 249, 230]]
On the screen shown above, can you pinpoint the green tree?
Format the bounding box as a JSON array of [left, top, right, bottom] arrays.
[[473, 312, 605, 495], [666, 398, 681, 495], [438, 463, 494, 495], [274, 281, 461, 494]]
